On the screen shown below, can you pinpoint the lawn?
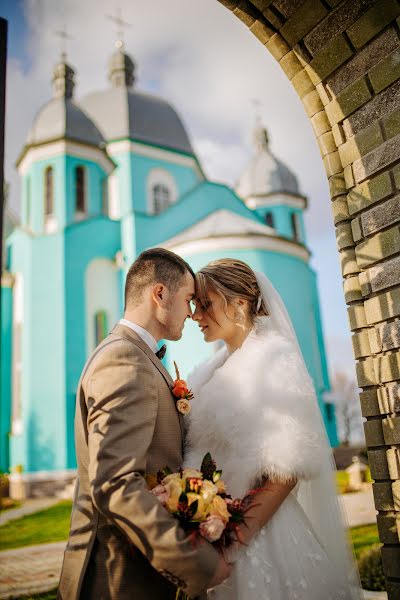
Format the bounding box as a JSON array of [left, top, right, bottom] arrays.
[[0, 500, 72, 551], [18, 590, 58, 600], [349, 523, 381, 559]]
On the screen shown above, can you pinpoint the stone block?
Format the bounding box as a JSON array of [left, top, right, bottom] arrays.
[[353, 133, 400, 183], [325, 77, 371, 125], [280, 50, 303, 80], [317, 131, 336, 157], [357, 357, 377, 386], [343, 275, 362, 302], [343, 79, 400, 137], [323, 150, 342, 177], [383, 108, 400, 140], [233, 2, 258, 27], [391, 480, 400, 511], [352, 330, 371, 358], [332, 122, 346, 147], [368, 448, 390, 480], [266, 33, 290, 61], [383, 381, 400, 412], [262, 7, 284, 30], [332, 195, 350, 224], [291, 69, 315, 99], [374, 353, 400, 385], [344, 164, 354, 189], [249, 0, 273, 9], [359, 270, 371, 296], [382, 546, 400, 579], [316, 82, 331, 106], [368, 327, 381, 355], [387, 580, 400, 600], [377, 513, 400, 544], [366, 255, 400, 293], [364, 417, 384, 445], [355, 226, 400, 269], [340, 247, 360, 275], [249, 18, 275, 44], [377, 321, 400, 351], [347, 171, 393, 215], [394, 164, 400, 191], [387, 448, 400, 479], [373, 481, 394, 511], [280, 0, 328, 47], [369, 47, 400, 95], [307, 34, 353, 84], [346, 0, 400, 49], [365, 288, 400, 324], [329, 173, 347, 198], [360, 194, 400, 237], [339, 121, 383, 169], [304, 92, 324, 118], [348, 303, 367, 330], [273, 0, 304, 19], [336, 221, 354, 249], [360, 388, 379, 417], [351, 216, 363, 243], [383, 415, 400, 444], [326, 27, 399, 96]]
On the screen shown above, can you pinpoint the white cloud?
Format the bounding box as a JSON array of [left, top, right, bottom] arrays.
[[4, 0, 354, 372]]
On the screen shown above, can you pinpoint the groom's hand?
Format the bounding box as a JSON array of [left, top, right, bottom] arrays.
[[207, 555, 233, 588]]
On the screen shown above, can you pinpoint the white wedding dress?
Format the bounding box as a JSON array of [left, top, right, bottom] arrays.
[[184, 273, 361, 600]]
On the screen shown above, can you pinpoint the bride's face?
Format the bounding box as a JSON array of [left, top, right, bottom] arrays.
[[192, 289, 241, 343]]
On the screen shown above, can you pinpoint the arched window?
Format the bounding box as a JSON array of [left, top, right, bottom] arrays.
[[291, 212, 301, 242], [152, 183, 170, 214], [44, 166, 54, 217], [75, 166, 86, 215], [265, 211, 274, 228], [94, 310, 108, 345]]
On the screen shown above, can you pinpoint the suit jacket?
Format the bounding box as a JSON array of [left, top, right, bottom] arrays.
[[58, 324, 218, 600]]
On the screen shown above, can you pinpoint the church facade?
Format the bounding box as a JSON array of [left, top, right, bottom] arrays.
[[0, 44, 338, 492]]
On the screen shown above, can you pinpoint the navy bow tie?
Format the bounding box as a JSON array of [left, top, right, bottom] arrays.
[[156, 344, 167, 360]]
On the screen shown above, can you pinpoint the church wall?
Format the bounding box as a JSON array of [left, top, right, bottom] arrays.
[[0, 277, 13, 471], [165, 246, 337, 446], [64, 217, 121, 469], [8, 230, 67, 473], [255, 204, 305, 242]]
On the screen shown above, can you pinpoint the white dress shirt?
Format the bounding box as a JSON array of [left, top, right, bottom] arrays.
[[119, 319, 158, 354]]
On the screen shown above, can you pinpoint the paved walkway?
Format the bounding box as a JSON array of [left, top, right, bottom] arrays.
[[0, 498, 59, 526], [0, 489, 384, 599]]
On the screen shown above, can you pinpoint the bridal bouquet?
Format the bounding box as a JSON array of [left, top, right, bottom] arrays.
[[151, 453, 248, 548]]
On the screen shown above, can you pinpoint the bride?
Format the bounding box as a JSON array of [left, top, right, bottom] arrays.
[[183, 258, 361, 600]]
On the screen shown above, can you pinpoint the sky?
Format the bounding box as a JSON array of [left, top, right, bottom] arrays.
[[0, 0, 357, 383]]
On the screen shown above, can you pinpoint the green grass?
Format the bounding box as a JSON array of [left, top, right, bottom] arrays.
[[18, 590, 58, 600], [349, 523, 380, 559], [0, 501, 72, 551]]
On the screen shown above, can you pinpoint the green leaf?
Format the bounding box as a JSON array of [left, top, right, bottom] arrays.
[[200, 453, 216, 480], [187, 500, 198, 520], [178, 491, 188, 507], [212, 470, 222, 483]]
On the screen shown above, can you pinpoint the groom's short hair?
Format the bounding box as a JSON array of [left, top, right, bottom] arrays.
[[124, 248, 194, 309]]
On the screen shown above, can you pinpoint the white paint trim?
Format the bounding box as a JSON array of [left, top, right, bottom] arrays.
[[107, 140, 204, 179], [162, 234, 310, 262], [245, 193, 306, 210], [18, 141, 115, 175], [9, 468, 77, 482]]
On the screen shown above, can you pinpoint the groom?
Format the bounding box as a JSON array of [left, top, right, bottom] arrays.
[[58, 248, 231, 599]]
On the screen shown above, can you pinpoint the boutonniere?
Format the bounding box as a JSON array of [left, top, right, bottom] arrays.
[[172, 361, 193, 415]]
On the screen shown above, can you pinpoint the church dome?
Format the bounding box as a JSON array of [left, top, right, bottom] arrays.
[[80, 46, 194, 155], [26, 56, 105, 148], [236, 123, 300, 199]]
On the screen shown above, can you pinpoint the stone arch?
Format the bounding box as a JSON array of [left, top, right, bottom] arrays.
[[217, 0, 400, 595]]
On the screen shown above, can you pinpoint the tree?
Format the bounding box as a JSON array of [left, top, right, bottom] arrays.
[[332, 371, 363, 446]]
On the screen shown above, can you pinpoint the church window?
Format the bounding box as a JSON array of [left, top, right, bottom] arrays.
[[75, 166, 86, 215], [95, 310, 108, 345], [44, 166, 54, 217], [152, 183, 170, 214], [291, 212, 302, 242], [325, 403, 334, 422], [265, 211, 274, 228]]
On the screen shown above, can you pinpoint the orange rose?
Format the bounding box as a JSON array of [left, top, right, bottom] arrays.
[[209, 494, 230, 523], [172, 379, 188, 398]]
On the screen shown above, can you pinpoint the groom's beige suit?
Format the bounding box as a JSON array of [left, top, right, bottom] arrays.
[[58, 323, 218, 600]]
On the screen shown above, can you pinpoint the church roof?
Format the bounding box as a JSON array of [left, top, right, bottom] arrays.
[[236, 123, 300, 199], [25, 55, 105, 148]]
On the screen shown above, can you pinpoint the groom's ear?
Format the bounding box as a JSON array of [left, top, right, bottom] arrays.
[[152, 283, 168, 307]]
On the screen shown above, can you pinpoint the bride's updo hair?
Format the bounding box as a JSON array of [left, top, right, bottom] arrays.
[[195, 258, 269, 325]]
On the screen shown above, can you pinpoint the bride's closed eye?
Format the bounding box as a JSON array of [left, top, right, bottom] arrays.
[[192, 299, 211, 311]]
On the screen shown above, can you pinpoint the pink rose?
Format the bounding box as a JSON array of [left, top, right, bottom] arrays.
[[199, 515, 225, 542], [151, 484, 169, 505]]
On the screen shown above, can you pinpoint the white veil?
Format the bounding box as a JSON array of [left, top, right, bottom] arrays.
[[255, 271, 362, 597]]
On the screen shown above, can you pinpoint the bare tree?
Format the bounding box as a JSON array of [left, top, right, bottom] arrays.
[[332, 371, 363, 446]]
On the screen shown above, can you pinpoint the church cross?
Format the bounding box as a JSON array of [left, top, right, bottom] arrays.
[[106, 7, 132, 48], [54, 26, 73, 60]]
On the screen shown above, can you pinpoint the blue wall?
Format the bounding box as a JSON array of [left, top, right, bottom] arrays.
[[0, 281, 13, 472]]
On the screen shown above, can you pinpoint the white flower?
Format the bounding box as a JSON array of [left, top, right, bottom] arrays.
[[176, 398, 191, 415], [199, 515, 225, 542], [151, 484, 169, 505]]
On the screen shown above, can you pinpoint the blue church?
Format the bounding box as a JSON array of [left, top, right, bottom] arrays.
[[0, 43, 338, 494]]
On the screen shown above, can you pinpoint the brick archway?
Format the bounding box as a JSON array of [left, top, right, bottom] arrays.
[[218, 0, 400, 596]]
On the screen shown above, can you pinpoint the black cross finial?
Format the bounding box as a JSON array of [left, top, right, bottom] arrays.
[[54, 26, 73, 61], [106, 7, 132, 49]]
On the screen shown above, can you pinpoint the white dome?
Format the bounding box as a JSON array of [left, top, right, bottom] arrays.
[[236, 125, 300, 199]]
